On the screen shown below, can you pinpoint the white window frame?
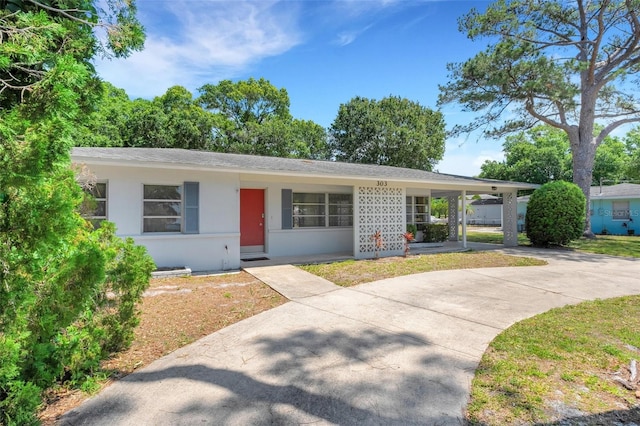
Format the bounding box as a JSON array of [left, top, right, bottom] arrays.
[[328, 193, 353, 227], [292, 192, 353, 228], [612, 200, 630, 221], [406, 196, 429, 225], [143, 184, 183, 233], [83, 181, 108, 227]]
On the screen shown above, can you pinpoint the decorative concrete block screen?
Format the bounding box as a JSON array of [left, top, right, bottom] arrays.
[[355, 185, 405, 259], [502, 190, 518, 246], [448, 195, 459, 241]]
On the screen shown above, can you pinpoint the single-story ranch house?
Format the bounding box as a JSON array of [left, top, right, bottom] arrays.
[[590, 183, 640, 235], [71, 148, 538, 272]]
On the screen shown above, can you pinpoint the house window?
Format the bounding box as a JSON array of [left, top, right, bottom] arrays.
[[143, 185, 182, 232], [292, 192, 353, 228], [406, 196, 428, 225], [83, 182, 107, 227], [612, 201, 630, 220], [329, 194, 354, 227]]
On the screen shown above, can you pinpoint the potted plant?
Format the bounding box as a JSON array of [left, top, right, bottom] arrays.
[[402, 231, 414, 257], [371, 230, 384, 259]]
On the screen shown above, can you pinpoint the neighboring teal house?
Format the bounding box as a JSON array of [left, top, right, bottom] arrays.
[[590, 183, 640, 235]]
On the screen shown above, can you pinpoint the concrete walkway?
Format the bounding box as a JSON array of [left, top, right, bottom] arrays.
[[60, 248, 640, 425]]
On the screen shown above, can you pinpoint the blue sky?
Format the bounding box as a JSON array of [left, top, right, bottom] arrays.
[[94, 0, 500, 176]]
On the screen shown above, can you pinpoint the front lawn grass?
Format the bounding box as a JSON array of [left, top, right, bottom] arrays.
[[466, 230, 531, 245], [567, 234, 640, 258], [467, 295, 640, 424], [466, 229, 640, 258], [299, 251, 545, 287]]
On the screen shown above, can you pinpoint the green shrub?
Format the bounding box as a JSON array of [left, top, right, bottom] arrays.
[[406, 224, 418, 239], [96, 226, 156, 353], [422, 224, 449, 242], [525, 181, 585, 247], [0, 204, 154, 424]]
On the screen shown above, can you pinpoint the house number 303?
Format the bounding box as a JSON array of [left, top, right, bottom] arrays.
[[376, 181, 388, 187]]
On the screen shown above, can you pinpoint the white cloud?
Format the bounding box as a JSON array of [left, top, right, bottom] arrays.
[[335, 24, 373, 46], [94, 1, 302, 98]]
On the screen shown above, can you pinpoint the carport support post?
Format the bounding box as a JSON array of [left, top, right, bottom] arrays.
[[461, 190, 467, 248], [502, 190, 518, 247]]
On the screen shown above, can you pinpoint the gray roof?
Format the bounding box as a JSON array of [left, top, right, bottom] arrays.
[[470, 197, 503, 206], [590, 183, 640, 198], [71, 147, 538, 191]]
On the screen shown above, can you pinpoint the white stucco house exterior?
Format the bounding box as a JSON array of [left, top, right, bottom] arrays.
[[72, 148, 537, 272]]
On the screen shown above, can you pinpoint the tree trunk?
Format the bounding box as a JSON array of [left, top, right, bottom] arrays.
[[571, 129, 597, 238]]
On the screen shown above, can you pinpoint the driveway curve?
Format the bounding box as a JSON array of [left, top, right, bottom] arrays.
[[60, 247, 640, 425]]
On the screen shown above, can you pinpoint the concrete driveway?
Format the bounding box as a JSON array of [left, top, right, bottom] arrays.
[[60, 247, 640, 425]]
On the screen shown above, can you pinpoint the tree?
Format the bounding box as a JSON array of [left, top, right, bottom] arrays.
[[624, 126, 640, 181], [198, 78, 329, 158], [0, 0, 143, 109], [0, 1, 148, 422], [155, 86, 216, 150], [124, 98, 171, 147], [330, 96, 445, 170], [488, 126, 571, 184], [479, 125, 630, 185], [199, 77, 291, 126], [76, 84, 217, 150], [74, 82, 133, 147], [439, 0, 640, 236], [431, 198, 448, 218], [291, 119, 331, 160], [593, 135, 629, 184]]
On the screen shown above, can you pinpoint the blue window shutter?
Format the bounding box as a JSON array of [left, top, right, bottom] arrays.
[[282, 189, 292, 229], [184, 182, 199, 234]]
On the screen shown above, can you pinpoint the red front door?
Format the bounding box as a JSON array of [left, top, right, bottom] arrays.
[[240, 189, 265, 247]]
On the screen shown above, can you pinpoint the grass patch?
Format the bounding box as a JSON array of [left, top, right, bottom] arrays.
[[465, 230, 531, 245], [567, 235, 640, 258], [467, 296, 640, 425], [299, 251, 545, 287], [466, 229, 640, 258]]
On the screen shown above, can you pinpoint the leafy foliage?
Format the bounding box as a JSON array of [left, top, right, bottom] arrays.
[[0, 0, 144, 108], [479, 125, 630, 184], [430, 198, 448, 219], [329, 96, 445, 170], [197, 78, 330, 158], [199, 77, 291, 126], [0, 0, 148, 422], [439, 0, 640, 234], [75, 83, 217, 150], [79, 79, 330, 159], [624, 126, 640, 182], [525, 181, 586, 247]]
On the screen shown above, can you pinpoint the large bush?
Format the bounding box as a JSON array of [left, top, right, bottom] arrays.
[[0, 1, 145, 423], [525, 181, 586, 247], [0, 216, 154, 425]]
